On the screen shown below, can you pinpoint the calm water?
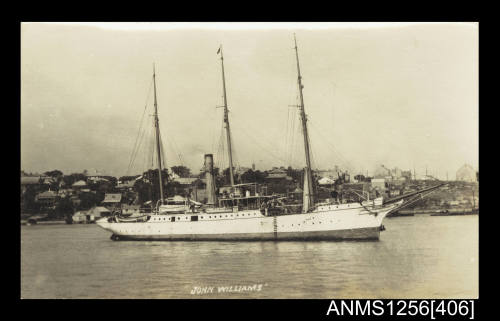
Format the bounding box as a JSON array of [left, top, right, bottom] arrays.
[[21, 215, 478, 299]]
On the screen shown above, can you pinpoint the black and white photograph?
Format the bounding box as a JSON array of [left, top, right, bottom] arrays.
[[20, 22, 478, 299]]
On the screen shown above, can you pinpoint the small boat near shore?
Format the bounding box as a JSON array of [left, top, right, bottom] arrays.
[[388, 212, 414, 217], [431, 208, 478, 216]]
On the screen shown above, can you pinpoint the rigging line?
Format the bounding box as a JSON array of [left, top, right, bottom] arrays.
[[284, 108, 290, 161], [129, 119, 149, 174], [237, 124, 287, 164], [287, 64, 300, 166], [308, 131, 319, 171], [171, 135, 184, 166], [129, 121, 145, 173], [309, 126, 349, 172], [126, 76, 154, 175], [132, 113, 153, 168], [310, 116, 349, 163], [163, 124, 185, 167], [141, 118, 150, 173], [215, 134, 222, 169], [146, 117, 155, 171], [287, 85, 300, 167], [158, 128, 167, 171], [151, 121, 157, 169], [136, 115, 150, 174], [221, 126, 227, 170], [129, 80, 152, 167], [169, 139, 182, 166], [216, 126, 225, 171], [211, 117, 224, 158], [285, 105, 294, 166], [163, 127, 180, 166], [290, 107, 300, 167], [290, 107, 299, 166], [231, 114, 288, 165], [307, 117, 353, 170], [161, 128, 171, 167], [229, 127, 240, 169], [148, 117, 155, 170], [203, 105, 219, 155], [306, 122, 321, 171]]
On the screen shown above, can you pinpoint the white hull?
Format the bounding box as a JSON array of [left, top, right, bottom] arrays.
[[97, 198, 402, 241]]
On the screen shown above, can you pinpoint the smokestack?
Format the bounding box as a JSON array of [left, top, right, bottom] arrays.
[[204, 154, 217, 206]]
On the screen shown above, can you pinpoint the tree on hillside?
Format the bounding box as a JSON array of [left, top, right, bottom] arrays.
[[44, 170, 64, 190], [222, 167, 238, 185], [101, 176, 117, 187], [165, 181, 183, 197], [134, 168, 172, 204], [62, 173, 87, 187], [45, 170, 64, 178], [286, 166, 303, 183], [240, 169, 266, 184], [54, 196, 74, 219], [171, 165, 191, 178], [354, 174, 366, 182], [119, 175, 140, 182], [134, 179, 152, 205], [21, 185, 41, 214], [77, 192, 101, 211]]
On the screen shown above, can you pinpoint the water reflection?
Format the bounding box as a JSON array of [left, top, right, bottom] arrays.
[[21, 215, 478, 298]]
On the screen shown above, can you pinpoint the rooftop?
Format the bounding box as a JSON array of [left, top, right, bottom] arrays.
[[21, 176, 47, 185], [72, 180, 87, 187], [36, 190, 58, 199], [103, 193, 122, 203]]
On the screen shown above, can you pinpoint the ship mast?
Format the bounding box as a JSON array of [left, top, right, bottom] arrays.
[[153, 64, 165, 205], [294, 34, 315, 212], [218, 46, 235, 187]]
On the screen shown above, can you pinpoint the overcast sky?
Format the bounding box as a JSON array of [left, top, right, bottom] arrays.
[[21, 22, 478, 179]]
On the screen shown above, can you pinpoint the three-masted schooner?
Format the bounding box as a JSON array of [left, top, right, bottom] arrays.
[[97, 36, 404, 241]]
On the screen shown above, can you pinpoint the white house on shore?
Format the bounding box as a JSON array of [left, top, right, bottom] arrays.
[[72, 206, 111, 223]]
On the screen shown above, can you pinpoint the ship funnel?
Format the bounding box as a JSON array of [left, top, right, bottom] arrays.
[[204, 154, 217, 205]]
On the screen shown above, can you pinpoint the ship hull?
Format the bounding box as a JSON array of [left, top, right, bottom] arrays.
[[111, 226, 381, 241], [97, 199, 402, 241]]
